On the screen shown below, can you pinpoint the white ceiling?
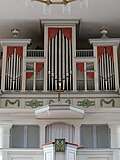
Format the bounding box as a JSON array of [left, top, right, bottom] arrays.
[[0, 0, 120, 49]]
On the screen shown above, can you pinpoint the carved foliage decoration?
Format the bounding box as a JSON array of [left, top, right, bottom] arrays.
[[48, 99, 71, 104], [5, 99, 20, 107], [100, 99, 115, 107], [55, 139, 65, 152], [49, 100, 55, 104], [77, 99, 95, 108], [65, 99, 71, 104], [26, 99, 43, 108]]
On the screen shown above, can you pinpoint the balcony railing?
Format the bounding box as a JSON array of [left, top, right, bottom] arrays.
[[27, 50, 94, 58], [27, 50, 44, 57], [76, 50, 94, 57]]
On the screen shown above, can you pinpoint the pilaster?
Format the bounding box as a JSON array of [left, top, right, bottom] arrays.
[[74, 124, 81, 145], [108, 124, 120, 148], [0, 122, 13, 148], [108, 123, 120, 160], [39, 124, 46, 148]]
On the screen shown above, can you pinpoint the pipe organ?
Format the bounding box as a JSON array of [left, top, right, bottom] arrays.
[[5, 46, 23, 90], [47, 28, 73, 91], [97, 46, 115, 90], [0, 27, 119, 92]]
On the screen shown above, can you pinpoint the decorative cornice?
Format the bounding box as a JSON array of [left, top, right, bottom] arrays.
[[41, 19, 79, 26], [0, 91, 118, 98], [0, 39, 31, 46], [89, 38, 120, 46]]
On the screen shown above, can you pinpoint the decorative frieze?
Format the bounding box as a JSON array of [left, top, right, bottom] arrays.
[[0, 96, 119, 109]]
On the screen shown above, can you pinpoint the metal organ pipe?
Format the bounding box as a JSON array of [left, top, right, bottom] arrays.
[[51, 38, 54, 91], [15, 50, 18, 90], [101, 52, 105, 90], [55, 34, 57, 90], [12, 49, 16, 90], [65, 38, 69, 91], [62, 34, 65, 88], [18, 56, 21, 90], [48, 42, 51, 90], [59, 30, 61, 85], [106, 52, 110, 90], [10, 51, 13, 90]]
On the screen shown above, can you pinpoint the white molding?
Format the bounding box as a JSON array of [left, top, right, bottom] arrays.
[[0, 39, 31, 46], [41, 19, 79, 26], [0, 109, 34, 114], [85, 108, 120, 113], [89, 38, 120, 46], [0, 121, 13, 128], [0, 91, 119, 98]]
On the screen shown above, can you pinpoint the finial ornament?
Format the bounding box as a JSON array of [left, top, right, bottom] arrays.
[[100, 26, 108, 38], [11, 28, 19, 37]]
